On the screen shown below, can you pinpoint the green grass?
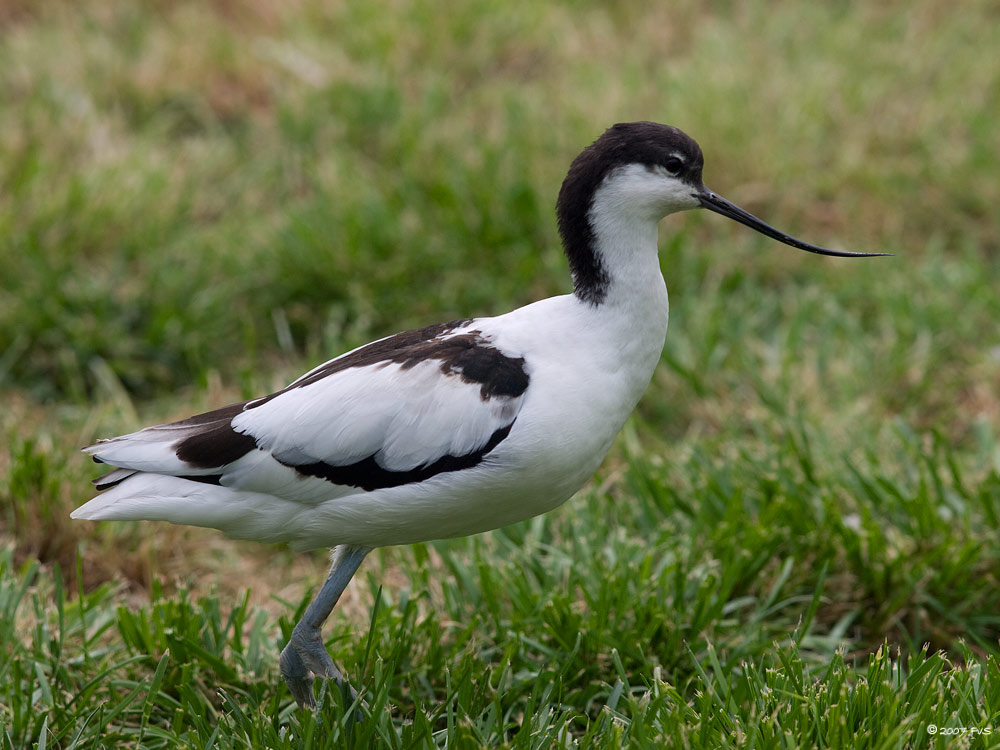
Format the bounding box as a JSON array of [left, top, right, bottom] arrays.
[[2, 0, 1000, 747]]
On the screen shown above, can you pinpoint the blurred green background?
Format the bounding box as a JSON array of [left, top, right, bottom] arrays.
[[1, 0, 998, 746]]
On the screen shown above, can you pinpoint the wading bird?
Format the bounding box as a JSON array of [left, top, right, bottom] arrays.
[[73, 122, 884, 708]]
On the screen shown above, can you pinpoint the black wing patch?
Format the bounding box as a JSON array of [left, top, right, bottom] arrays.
[[135, 319, 528, 491], [254, 319, 528, 402], [278, 422, 514, 491], [173, 403, 258, 469]]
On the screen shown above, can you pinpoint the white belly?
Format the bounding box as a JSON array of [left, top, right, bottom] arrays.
[[298, 294, 669, 548]]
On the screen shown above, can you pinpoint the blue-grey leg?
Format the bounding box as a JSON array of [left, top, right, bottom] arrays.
[[280, 544, 373, 708]]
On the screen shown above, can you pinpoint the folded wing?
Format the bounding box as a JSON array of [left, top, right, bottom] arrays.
[[75, 320, 530, 517]]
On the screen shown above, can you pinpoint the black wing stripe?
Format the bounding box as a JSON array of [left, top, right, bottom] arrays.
[[265, 320, 473, 397], [92, 467, 137, 489], [280, 421, 514, 491], [173, 404, 258, 469], [155, 321, 528, 476], [248, 319, 528, 408]]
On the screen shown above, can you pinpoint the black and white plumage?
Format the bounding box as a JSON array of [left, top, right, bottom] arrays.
[[81, 319, 535, 549], [72, 122, 883, 708]]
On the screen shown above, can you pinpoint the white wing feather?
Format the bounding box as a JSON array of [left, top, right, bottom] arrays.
[[236, 358, 519, 474], [82, 345, 525, 500]]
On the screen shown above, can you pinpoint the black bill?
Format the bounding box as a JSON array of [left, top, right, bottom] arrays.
[[698, 189, 889, 258]]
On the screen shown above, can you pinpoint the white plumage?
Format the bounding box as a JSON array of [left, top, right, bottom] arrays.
[[75, 293, 663, 549], [72, 122, 882, 707]]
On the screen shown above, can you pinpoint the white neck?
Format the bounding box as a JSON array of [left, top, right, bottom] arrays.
[[586, 174, 670, 322], [589, 207, 665, 310], [573, 184, 670, 402]]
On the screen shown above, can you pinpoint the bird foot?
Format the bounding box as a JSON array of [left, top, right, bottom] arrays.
[[280, 625, 362, 710]]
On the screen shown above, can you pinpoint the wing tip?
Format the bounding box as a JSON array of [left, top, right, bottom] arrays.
[[82, 440, 111, 458], [70, 499, 104, 520]]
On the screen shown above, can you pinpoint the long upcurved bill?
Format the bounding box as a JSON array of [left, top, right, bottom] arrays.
[[698, 189, 890, 258]]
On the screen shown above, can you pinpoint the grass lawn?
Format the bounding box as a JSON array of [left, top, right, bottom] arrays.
[[2, 0, 999, 747]]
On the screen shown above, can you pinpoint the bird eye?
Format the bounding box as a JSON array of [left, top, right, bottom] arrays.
[[663, 157, 684, 175]]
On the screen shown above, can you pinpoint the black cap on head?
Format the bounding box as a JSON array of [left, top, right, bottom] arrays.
[[557, 122, 888, 304], [557, 122, 710, 303]]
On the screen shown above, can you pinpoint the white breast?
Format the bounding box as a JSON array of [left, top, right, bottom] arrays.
[[282, 288, 670, 549]]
